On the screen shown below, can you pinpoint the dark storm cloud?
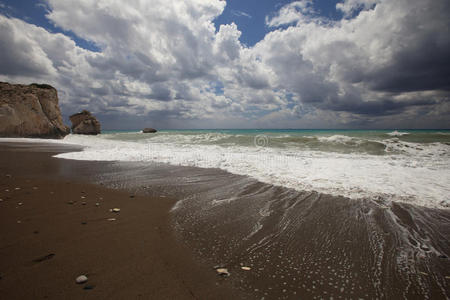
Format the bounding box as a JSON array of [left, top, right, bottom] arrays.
[[327, 98, 440, 116], [368, 40, 450, 93]]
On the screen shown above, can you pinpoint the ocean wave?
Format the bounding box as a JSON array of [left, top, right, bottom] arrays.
[[386, 130, 410, 136], [52, 134, 450, 209], [317, 134, 357, 143]]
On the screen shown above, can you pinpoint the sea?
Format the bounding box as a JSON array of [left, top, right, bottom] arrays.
[[3, 129, 450, 298], [54, 129, 450, 209]]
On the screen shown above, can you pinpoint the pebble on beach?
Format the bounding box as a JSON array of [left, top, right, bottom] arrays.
[[216, 268, 230, 277], [76, 275, 88, 284], [241, 266, 251, 271], [111, 208, 121, 213]]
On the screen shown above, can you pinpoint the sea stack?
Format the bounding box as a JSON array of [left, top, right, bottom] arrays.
[[142, 128, 157, 133], [0, 82, 70, 138], [69, 110, 101, 135]]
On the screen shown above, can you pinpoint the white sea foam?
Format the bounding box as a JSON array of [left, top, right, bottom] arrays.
[[45, 134, 450, 209], [317, 135, 357, 143], [387, 130, 410, 137]]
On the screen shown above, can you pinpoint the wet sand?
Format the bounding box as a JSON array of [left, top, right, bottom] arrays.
[[0, 142, 242, 299]]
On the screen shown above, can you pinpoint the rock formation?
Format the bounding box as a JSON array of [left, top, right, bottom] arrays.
[[142, 128, 157, 133], [69, 110, 101, 135], [0, 82, 70, 138]]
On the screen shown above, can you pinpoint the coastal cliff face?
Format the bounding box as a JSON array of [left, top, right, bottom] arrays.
[[0, 82, 70, 138], [69, 110, 101, 135]]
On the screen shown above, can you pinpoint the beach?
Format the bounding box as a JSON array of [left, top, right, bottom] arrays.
[[1, 132, 449, 299], [0, 142, 242, 299], [1, 0, 449, 297]]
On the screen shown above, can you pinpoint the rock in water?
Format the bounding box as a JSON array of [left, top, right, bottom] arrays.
[[0, 82, 70, 138], [142, 128, 157, 133], [75, 275, 88, 284], [69, 110, 101, 135]]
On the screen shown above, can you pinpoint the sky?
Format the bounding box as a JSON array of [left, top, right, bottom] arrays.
[[0, 0, 449, 130]]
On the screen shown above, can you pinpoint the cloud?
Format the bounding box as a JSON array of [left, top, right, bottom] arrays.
[[336, 0, 380, 17], [231, 10, 251, 18], [265, 0, 317, 28], [255, 0, 450, 120], [0, 0, 448, 129]]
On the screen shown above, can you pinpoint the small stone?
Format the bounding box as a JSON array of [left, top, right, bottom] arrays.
[[418, 271, 428, 276], [111, 208, 121, 213], [241, 266, 251, 271], [81, 202, 86, 205], [67, 201, 74, 205], [76, 275, 88, 284], [439, 255, 448, 259], [95, 203, 100, 207], [81, 196, 86, 199], [33, 230, 39, 234], [6, 174, 11, 178], [81, 221, 87, 225], [18, 202, 23, 206], [129, 195, 135, 198], [32, 187, 38, 190], [17, 220, 21, 224], [15, 187, 21, 190], [216, 268, 230, 277], [107, 218, 116, 221]]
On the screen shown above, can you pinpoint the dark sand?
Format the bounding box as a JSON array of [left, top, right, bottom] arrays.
[[0, 142, 243, 299]]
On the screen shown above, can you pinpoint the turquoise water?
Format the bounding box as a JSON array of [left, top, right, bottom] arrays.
[[100, 129, 450, 155]]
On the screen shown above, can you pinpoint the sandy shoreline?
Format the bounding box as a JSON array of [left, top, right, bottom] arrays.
[[0, 142, 242, 299]]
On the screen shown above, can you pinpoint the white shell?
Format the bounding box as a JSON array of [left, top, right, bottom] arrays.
[[76, 275, 88, 284]]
